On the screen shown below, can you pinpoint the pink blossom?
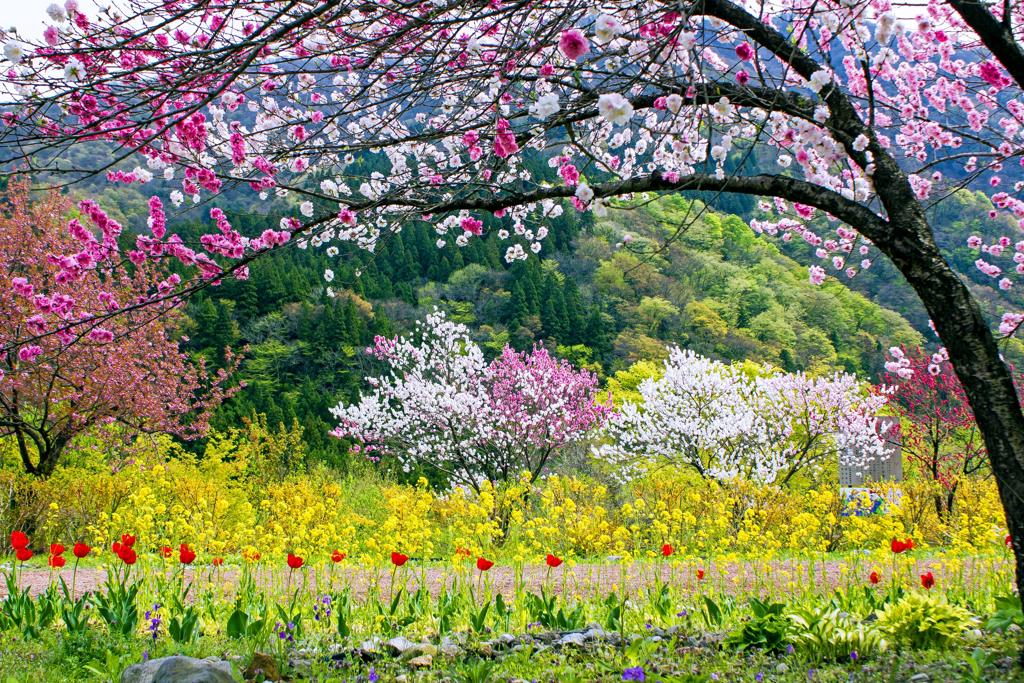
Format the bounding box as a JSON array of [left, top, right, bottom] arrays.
[[558, 29, 589, 61]]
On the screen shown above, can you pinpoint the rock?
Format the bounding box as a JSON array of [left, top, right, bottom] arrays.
[[242, 655, 282, 679], [408, 655, 433, 668], [557, 632, 587, 647], [476, 643, 494, 657], [122, 656, 234, 683], [386, 636, 419, 656], [583, 627, 607, 641], [439, 636, 463, 657], [908, 675, 930, 683]]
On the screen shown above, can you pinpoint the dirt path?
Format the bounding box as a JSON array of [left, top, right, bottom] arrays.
[[0, 556, 1005, 600]]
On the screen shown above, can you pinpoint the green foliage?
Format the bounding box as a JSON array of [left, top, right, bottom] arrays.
[[985, 594, 1024, 632], [876, 592, 975, 649], [524, 589, 586, 631], [725, 598, 791, 653], [786, 605, 889, 662]]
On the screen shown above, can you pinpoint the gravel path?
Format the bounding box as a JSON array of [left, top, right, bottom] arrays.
[[0, 556, 1005, 600]]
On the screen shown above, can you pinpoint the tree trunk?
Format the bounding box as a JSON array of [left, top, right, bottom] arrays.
[[879, 217, 1024, 601]]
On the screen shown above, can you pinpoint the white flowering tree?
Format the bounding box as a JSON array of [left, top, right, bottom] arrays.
[[330, 310, 611, 490], [598, 348, 889, 485]]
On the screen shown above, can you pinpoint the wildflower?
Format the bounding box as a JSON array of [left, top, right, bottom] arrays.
[[331, 549, 346, 563], [212, 557, 223, 567], [368, 667, 379, 683], [476, 557, 494, 572], [558, 29, 589, 61], [920, 571, 935, 589], [72, 542, 90, 558], [391, 551, 409, 567], [10, 530, 28, 550], [869, 571, 880, 585], [622, 666, 646, 681], [545, 553, 563, 568], [144, 604, 162, 640], [287, 553, 304, 570], [661, 543, 673, 557], [850, 651, 858, 661], [178, 543, 196, 565], [160, 545, 172, 558], [696, 568, 705, 580]]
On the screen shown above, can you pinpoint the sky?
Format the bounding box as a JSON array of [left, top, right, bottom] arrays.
[[2, 0, 100, 39]]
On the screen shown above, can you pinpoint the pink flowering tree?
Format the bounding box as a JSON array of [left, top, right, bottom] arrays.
[[882, 346, 1010, 517], [598, 348, 889, 486], [330, 310, 611, 489], [0, 179, 238, 476], [7, 0, 1024, 591]]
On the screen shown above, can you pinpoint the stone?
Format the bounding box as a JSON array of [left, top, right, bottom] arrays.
[[243, 652, 282, 681], [556, 632, 587, 647], [385, 636, 419, 656], [121, 656, 234, 683], [408, 655, 433, 668], [439, 636, 463, 657], [908, 675, 930, 683]]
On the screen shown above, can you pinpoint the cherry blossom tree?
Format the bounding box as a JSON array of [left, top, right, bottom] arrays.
[[330, 310, 611, 490], [598, 348, 889, 486], [0, 178, 237, 476], [5, 0, 1024, 593], [882, 346, 1005, 517]]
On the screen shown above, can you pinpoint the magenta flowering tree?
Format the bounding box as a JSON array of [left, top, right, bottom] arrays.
[[330, 310, 611, 489], [5, 0, 1024, 592], [0, 179, 238, 476]]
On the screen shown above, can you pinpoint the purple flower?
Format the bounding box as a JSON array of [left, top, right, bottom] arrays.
[[368, 667, 379, 683], [622, 667, 645, 682]]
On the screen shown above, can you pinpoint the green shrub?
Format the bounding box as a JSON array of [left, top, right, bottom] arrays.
[[876, 592, 975, 649], [787, 605, 888, 662]]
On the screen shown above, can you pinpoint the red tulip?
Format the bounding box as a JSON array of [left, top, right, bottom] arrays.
[[178, 543, 196, 565], [869, 571, 880, 585], [696, 568, 705, 580], [476, 557, 494, 572], [49, 554, 66, 568], [212, 557, 223, 567], [1006, 534, 1013, 548], [111, 541, 121, 554], [890, 537, 914, 554], [331, 550, 346, 563], [287, 553, 304, 569], [15, 547, 32, 562], [545, 553, 563, 568], [661, 543, 673, 557], [121, 534, 136, 548], [118, 546, 137, 565], [50, 543, 65, 556], [72, 542, 90, 558], [920, 571, 935, 590], [10, 530, 28, 550], [391, 551, 409, 567], [160, 545, 172, 558]]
